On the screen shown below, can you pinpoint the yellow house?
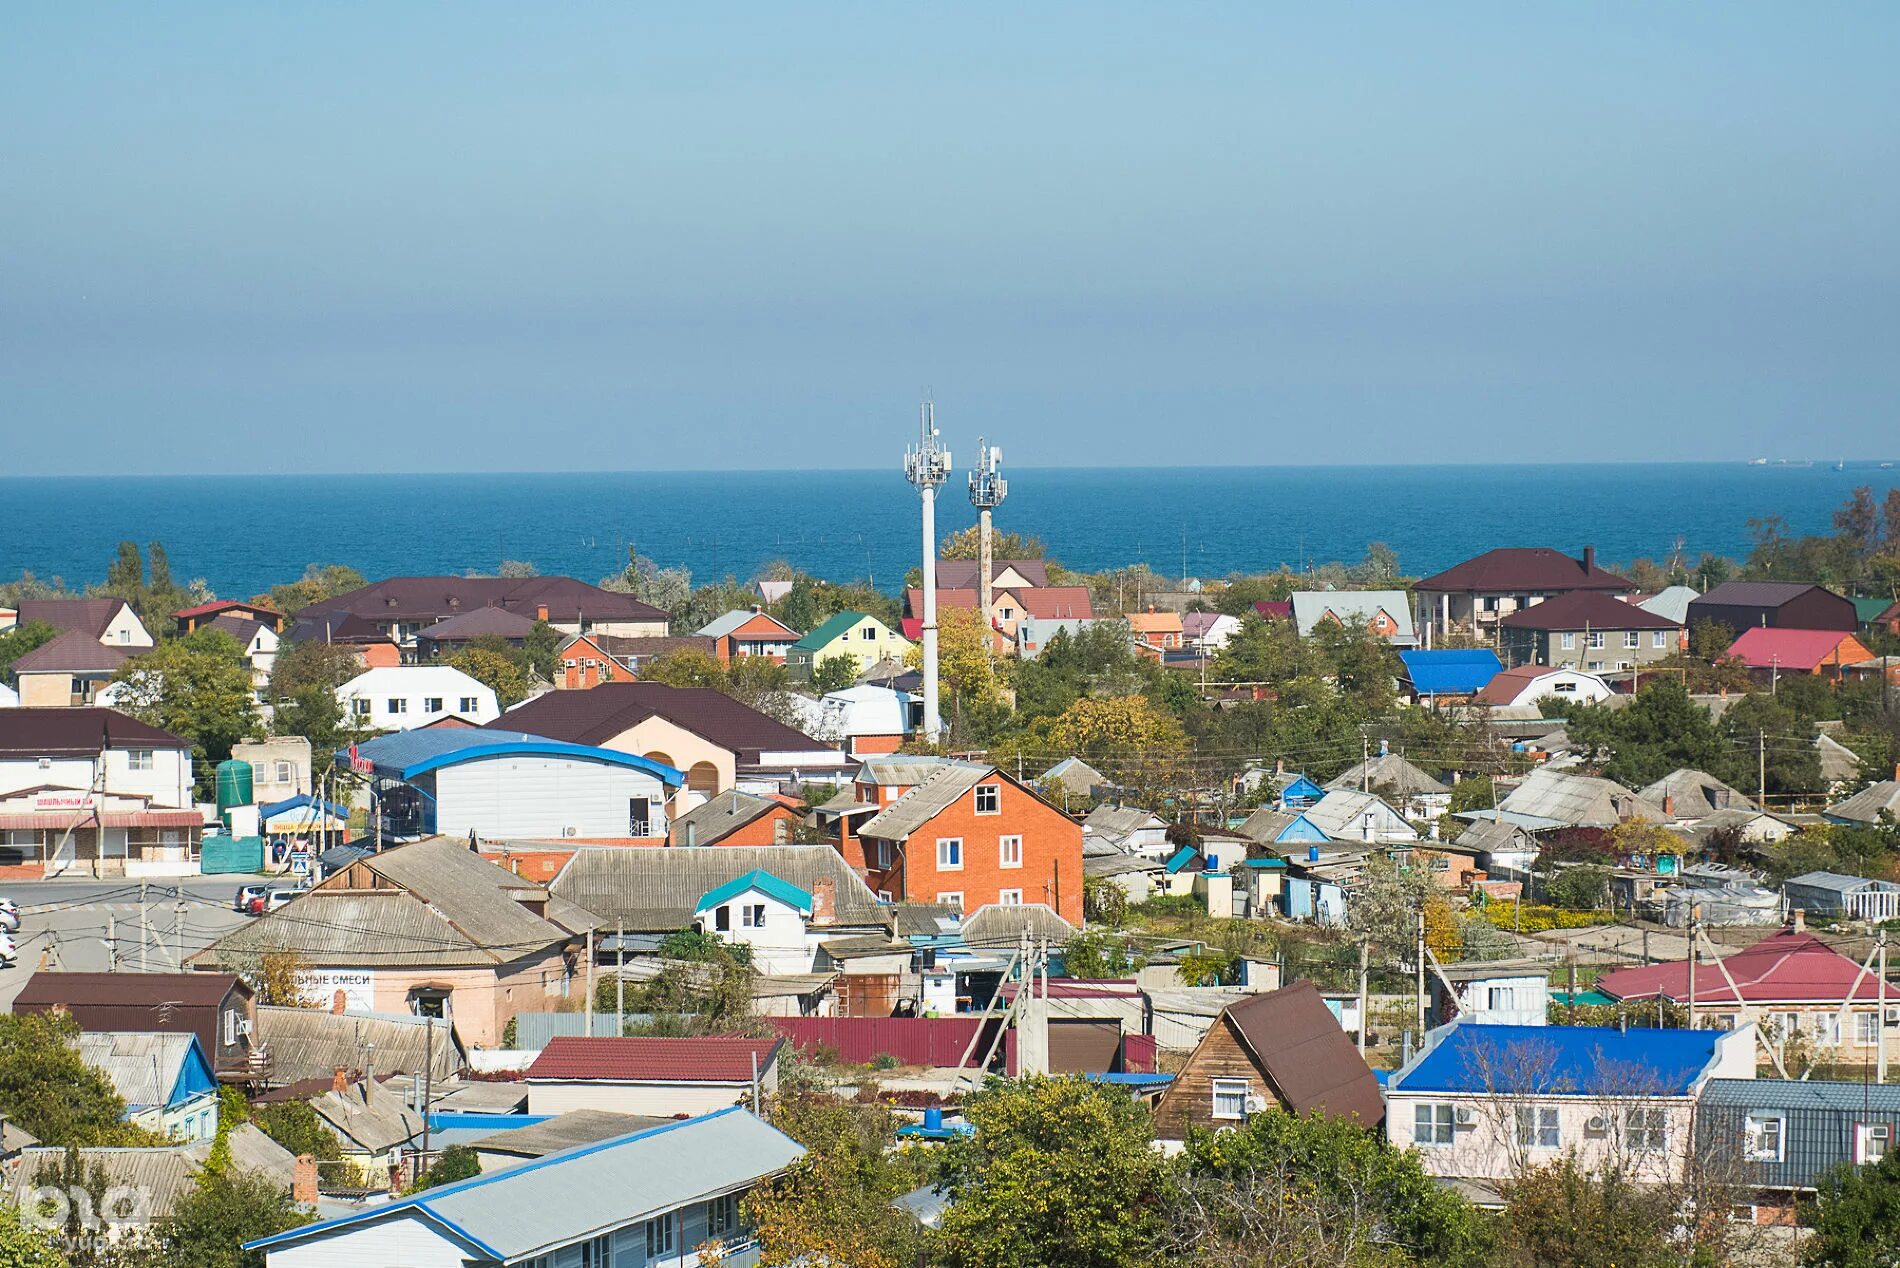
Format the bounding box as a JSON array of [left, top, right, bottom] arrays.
[[786, 611, 913, 679]]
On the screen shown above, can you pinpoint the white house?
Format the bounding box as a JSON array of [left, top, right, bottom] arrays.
[[694, 869, 821, 975], [524, 1037, 784, 1119], [1474, 665, 1615, 709], [249, 1107, 802, 1268], [1304, 790, 1419, 844], [786, 685, 935, 759], [1428, 959, 1553, 1028], [6, 597, 154, 648], [337, 665, 500, 732]]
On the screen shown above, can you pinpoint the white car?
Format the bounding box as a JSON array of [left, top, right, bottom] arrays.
[[0, 931, 16, 967], [0, 898, 17, 933]]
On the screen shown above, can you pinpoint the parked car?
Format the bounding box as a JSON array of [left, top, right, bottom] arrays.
[[233, 884, 268, 915], [265, 888, 300, 913], [0, 931, 16, 967], [0, 898, 18, 933]]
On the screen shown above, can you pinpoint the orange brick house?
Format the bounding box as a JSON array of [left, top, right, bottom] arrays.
[[695, 609, 802, 664], [831, 761, 1083, 925], [669, 790, 803, 847]]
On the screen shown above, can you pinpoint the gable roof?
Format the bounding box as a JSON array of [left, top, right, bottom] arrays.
[[906, 587, 1095, 622], [247, 1108, 803, 1261], [291, 576, 664, 628], [0, 707, 189, 757], [255, 1005, 464, 1086], [1325, 753, 1449, 798], [310, 1075, 426, 1152], [1083, 804, 1166, 843], [3, 1146, 200, 1221], [670, 789, 784, 845], [1288, 590, 1416, 641], [77, 1032, 208, 1108], [1726, 626, 1866, 671], [1494, 766, 1663, 828], [1399, 648, 1504, 695], [552, 844, 887, 932], [1302, 789, 1412, 838], [14, 597, 136, 639], [1596, 930, 1880, 1004], [12, 970, 242, 1012], [413, 606, 541, 642], [696, 609, 799, 640], [960, 902, 1076, 947], [1825, 780, 1900, 825], [172, 599, 283, 623], [526, 1036, 783, 1083], [464, 1109, 669, 1160], [857, 763, 996, 841], [1414, 548, 1632, 594], [1220, 981, 1383, 1122], [1638, 586, 1700, 625], [10, 628, 137, 675], [1497, 590, 1678, 631], [495, 683, 831, 764], [1638, 769, 1758, 816], [1691, 580, 1848, 610], [793, 611, 879, 651], [1472, 664, 1609, 707], [1394, 1022, 1723, 1096], [695, 869, 813, 915], [934, 558, 1050, 590]]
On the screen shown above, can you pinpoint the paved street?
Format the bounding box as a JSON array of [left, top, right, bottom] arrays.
[[0, 876, 255, 1011]]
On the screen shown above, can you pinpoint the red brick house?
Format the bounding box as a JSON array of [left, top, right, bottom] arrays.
[[668, 790, 803, 847], [840, 762, 1083, 925], [695, 609, 802, 664]]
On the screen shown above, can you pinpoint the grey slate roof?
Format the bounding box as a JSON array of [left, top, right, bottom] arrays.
[[1638, 769, 1758, 817], [4, 1147, 200, 1222], [1238, 807, 1300, 844], [551, 844, 888, 932], [960, 902, 1076, 948], [670, 789, 780, 846], [1302, 790, 1410, 838], [77, 1032, 200, 1109], [1827, 780, 1900, 824], [1816, 733, 1864, 784], [1289, 590, 1416, 641], [1325, 754, 1449, 798], [310, 1076, 425, 1154], [466, 1109, 669, 1161], [1083, 803, 1167, 845], [189, 1123, 297, 1190], [857, 763, 994, 841], [255, 1005, 464, 1085], [856, 756, 962, 786], [1495, 766, 1665, 828], [1637, 586, 1700, 625]]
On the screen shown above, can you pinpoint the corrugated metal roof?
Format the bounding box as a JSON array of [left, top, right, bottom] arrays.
[[857, 763, 993, 841], [1394, 1023, 1721, 1096], [1596, 931, 1882, 1004], [1638, 585, 1700, 625], [527, 1036, 783, 1082], [1827, 780, 1900, 824], [1784, 869, 1898, 896], [793, 610, 873, 650], [77, 1032, 202, 1108], [695, 868, 812, 914], [467, 1109, 669, 1160], [256, 1005, 463, 1085], [551, 844, 888, 932], [1414, 548, 1631, 594], [496, 682, 832, 764], [11, 628, 136, 674], [0, 706, 189, 757], [15, 597, 134, 639], [1325, 754, 1449, 798], [961, 902, 1075, 947], [1289, 590, 1416, 641], [1399, 648, 1504, 695], [1692, 580, 1841, 608], [1497, 590, 1678, 631], [1728, 626, 1865, 670], [1222, 981, 1384, 1123], [345, 726, 684, 786]]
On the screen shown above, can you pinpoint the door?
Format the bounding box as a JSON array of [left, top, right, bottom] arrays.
[[628, 798, 652, 836], [1048, 1019, 1122, 1074]]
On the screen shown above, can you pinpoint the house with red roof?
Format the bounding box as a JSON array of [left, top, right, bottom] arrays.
[[1687, 581, 1859, 635], [1596, 928, 1896, 1067], [1725, 627, 1875, 681], [1497, 590, 1683, 673], [524, 1035, 785, 1118], [1414, 547, 1634, 643], [903, 585, 1094, 643]]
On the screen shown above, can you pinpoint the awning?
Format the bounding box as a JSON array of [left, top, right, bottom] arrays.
[[0, 810, 204, 830]]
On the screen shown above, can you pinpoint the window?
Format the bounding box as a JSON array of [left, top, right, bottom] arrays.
[[1624, 630, 1641, 649], [860, 626, 875, 640], [1211, 1078, 1250, 1121], [127, 749, 153, 772], [1515, 1106, 1560, 1150], [1859, 1013, 1881, 1045], [644, 1215, 676, 1259], [937, 838, 963, 870], [877, 889, 893, 902], [715, 905, 731, 932], [251, 762, 266, 783], [1744, 1114, 1785, 1162], [629, 798, 652, 836], [223, 1009, 238, 1047], [1414, 1103, 1456, 1146], [386, 697, 408, 714], [1775, 1011, 1803, 1038], [1588, 631, 1606, 649], [274, 761, 292, 782], [873, 841, 893, 869], [423, 696, 443, 713], [998, 889, 1023, 905], [1553, 680, 1576, 693], [999, 835, 1023, 868], [974, 784, 1001, 815], [1653, 630, 1669, 648], [351, 698, 371, 717], [1626, 1106, 1667, 1152], [1486, 986, 1516, 1011], [459, 696, 479, 712], [1560, 632, 1576, 650], [1858, 1123, 1892, 1164], [706, 1192, 739, 1238], [937, 891, 963, 911], [742, 904, 766, 928], [575, 1231, 612, 1266]]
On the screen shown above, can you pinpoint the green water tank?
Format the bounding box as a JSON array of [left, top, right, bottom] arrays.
[[215, 759, 253, 830]]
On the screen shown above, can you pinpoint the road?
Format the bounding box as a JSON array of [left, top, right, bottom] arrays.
[[0, 876, 255, 1011]]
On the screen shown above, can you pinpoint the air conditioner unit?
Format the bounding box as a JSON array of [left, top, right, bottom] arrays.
[[1244, 1094, 1269, 1114], [236, 1018, 254, 1037], [561, 826, 579, 838], [1886, 1009, 1900, 1026], [1454, 1106, 1477, 1125], [1585, 1115, 1610, 1135]]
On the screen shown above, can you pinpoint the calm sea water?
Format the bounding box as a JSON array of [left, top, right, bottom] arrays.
[[2, 464, 1895, 600]]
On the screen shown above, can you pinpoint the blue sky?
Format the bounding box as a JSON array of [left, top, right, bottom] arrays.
[[3, 3, 1897, 474]]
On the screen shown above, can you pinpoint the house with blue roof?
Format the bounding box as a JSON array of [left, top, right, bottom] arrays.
[[1386, 1020, 1756, 1185], [1399, 648, 1505, 702], [339, 727, 683, 843], [247, 1106, 803, 1268], [693, 869, 820, 974], [77, 1032, 220, 1143], [1277, 772, 1326, 810]]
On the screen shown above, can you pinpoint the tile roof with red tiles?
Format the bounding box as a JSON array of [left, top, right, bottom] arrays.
[[524, 1035, 784, 1083], [1596, 930, 1883, 1004]]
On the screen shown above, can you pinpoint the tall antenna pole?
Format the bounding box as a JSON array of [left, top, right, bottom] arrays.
[[905, 400, 951, 742], [968, 438, 1008, 631]]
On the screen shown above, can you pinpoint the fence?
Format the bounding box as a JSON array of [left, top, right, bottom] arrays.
[[770, 1017, 1003, 1069]]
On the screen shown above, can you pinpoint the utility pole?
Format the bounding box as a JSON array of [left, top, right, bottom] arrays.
[[106, 913, 117, 971], [584, 928, 596, 1036], [1880, 928, 1890, 1085], [1687, 906, 1701, 1031], [1758, 730, 1767, 807], [616, 922, 626, 1035], [1357, 940, 1369, 1056], [173, 894, 186, 970], [1414, 905, 1426, 1038], [905, 400, 951, 743], [1361, 735, 1370, 793], [420, 1015, 435, 1172], [138, 882, 149, 972]]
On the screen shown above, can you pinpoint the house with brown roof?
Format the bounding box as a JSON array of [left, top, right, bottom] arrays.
[[5, 597, 154, 649], [1414, 547, 1634, 642], [288, 576, 666, 663], [1498, 590, 1683, 673], [1687, 581, 1859, 635], [554, 631, 718, 689], [1151, 980, 1383, 1139], [9, 629, 137, 707], [904, 585, 1095, 642], [172, 600, 284, 635], [12, 971, 259, 1080], [496, 681, 848, 811], [934, 559, 1050, 591], [412, 605, 541, 660], [523, 1035, 785, 1117]]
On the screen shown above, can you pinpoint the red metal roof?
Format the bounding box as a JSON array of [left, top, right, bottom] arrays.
[[1596, 931, 1883, 1004], [524, 1035, 783, 1083], [1726, 627, 1865, 671], [1253, 600, 1292, 619], [1415, 547, 1631, 594]]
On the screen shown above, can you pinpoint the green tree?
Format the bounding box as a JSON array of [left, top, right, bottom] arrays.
[[598, 545, 692, 611], [159, 1168, 311, 1268], [249, 1102, 342, 1166], [0, 1013, 159, 1146], [110, 629, 259, 793], [0, 1199, 67, 1267], [744, 1092, 924, 1268], [934, 1076, 1173, 1268], [1347, 853, 1432, 962], [1804, 1146, 1900, 1267], [258, 564, 367, 615], [1543, 863, 1611, 912], [940, 525, 1045, 560], [521, 620, 562, 683], [810, 654, 859, 694], [1495, 1158, 1699, 1268], [0, 621, 59, 677], [1061, 930, 1144, 978], [411, 1145, 481, 1192], [1565, 679, 1737, 789], [445, 647, 530, 708], [267, 640, 373, 771]]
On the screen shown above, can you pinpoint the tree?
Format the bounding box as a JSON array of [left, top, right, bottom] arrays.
[[521, 620, 561, 683], [1494, 1158, 1686, 1268], [598, 545, 691, 611], [638, 648, 799, 725], [1804, 1146, 1900, 1267], [444, 647, 529, 708], [0, 1013, 158, 1147], [257, 564, 367, 615], [159, 1168, 310, 1268], [1347, 853, 1432, 962], [743, 1093, 923, 1268], [266, 640, 372, 771], [940, 525, 1044, 560], [904, 607, 1009, 741], [934, 1076, 1173, 1268], [0, 1200, 67, 1268], [1543, 863, 1611, 911], [1061, 930, 1144, 978], [250, 1102, 342, 1166], [110, 629, 259, 793], [411, 1145, 481, 1191], [810, 654, 859, 694], [0, 620, 59, 677], [1564, 679, 1737, 789]]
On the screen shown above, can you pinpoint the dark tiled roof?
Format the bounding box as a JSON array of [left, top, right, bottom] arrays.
[[1691, 581, 1843, 609], [1415, 548, 1631, 594], [0, 707, 189, 756], [414, 606, 541, 642], [1497, 591, 1679, 631], [496, 682, 828, 763], [10, 629, 135, 674], [934, 559, 1050, 590], [173, 599, 283, 622], [15, 597, 134, 639], [525, 1035, 782, 1082], [292, 576, 664, 626]]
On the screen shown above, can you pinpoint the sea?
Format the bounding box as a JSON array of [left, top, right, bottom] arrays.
[[2, 463, 1896, 601]]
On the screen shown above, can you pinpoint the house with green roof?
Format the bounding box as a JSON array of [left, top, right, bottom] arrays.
[[785, 611, 913, 681]]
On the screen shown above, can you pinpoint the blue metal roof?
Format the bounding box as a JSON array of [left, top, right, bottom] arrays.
[[1394, 1023, 1721, 1097], [1399, 649, 1505, 695], [1164, 845, 1201, 874], [1084, 1072, 1175, 1087], [338, 728, 684, 787], [695, 868, 813, 914]]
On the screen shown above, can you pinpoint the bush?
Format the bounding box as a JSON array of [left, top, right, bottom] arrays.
[[1470, 902, 1608, 934], [869, 1052, 900, 1071]]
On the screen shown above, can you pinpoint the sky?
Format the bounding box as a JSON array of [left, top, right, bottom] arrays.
[[3, 3, 1898, 475]]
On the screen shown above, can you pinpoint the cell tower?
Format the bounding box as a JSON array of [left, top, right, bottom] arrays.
[[904, 400, 952, 743], [968, 438, 1008, 628]]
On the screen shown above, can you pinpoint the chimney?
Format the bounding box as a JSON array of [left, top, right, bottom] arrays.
[[1582, 546, 1596, 573], [1663, 795, 1675, 818], [331, 1066, 349, 1094], [811, 876, 837, 925], [331, 990, 347, 1016], [293, 1155, 318, 1207], [536, 604, 549, 622], [750, 604, 762, 614], [1793, 908, 1806, 934]]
